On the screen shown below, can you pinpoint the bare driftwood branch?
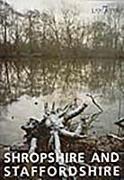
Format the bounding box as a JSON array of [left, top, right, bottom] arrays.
[[10, 96, 104, 180], [86, 94, 103, 112], [87, 111, 102, 128], [29, 137, 37, 154], [51, 102, 55, 112], [13, 96, 102, 168], [81, 94, 104, 130], [107, 133, 124, 141], [114, 117, 124, 129], [64, 103, 88, 121], [74, 120, 84, 135], [60, 129, 87, 139]]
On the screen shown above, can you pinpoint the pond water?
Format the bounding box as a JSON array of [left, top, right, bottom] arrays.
[[0, 58, 124, 145]]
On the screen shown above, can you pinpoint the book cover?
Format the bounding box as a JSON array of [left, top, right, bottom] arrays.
[[0, 0, 124, 179]]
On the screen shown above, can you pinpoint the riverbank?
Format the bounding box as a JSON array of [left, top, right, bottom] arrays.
[[0, 48, 124, 60]]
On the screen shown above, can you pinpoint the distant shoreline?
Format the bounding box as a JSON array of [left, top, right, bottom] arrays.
[[0, 49, 124, 60]]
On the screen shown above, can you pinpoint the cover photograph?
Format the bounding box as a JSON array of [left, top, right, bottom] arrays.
[[0, 0, 124, 179]]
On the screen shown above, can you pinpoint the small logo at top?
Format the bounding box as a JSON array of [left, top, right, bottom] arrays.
[[92, 5, 120, 14]]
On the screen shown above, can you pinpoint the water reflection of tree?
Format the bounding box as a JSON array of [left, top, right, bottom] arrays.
[[0, 58, 123, 105], [118, 60, 124, 95]]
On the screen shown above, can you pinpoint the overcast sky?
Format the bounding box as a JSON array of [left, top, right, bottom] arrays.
[[6, 0, 120, 11], [5, 0, 124, 21]]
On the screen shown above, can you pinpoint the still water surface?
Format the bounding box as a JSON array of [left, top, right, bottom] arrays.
[[0, 58, 124, 145]]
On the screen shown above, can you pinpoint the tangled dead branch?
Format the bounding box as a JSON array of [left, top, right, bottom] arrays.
[[11, 94, 103, 154], [9, 94, 104, 180]]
